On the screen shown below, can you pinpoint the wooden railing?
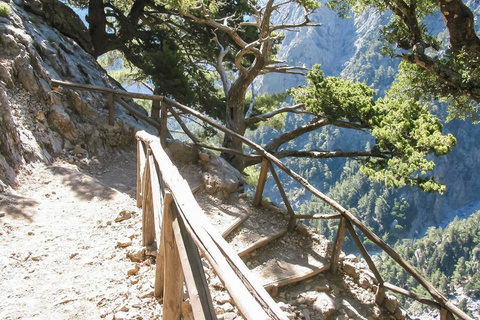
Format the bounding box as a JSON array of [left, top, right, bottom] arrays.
[[136, 130, 287, 320], [50, 79, 472, 320]]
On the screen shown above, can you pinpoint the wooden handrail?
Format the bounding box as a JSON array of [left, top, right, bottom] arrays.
[[136, 131, 287, 320], [52, 79, 471, 320]]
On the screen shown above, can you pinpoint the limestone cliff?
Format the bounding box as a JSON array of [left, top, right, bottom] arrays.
[[0, 0, 156, 191]]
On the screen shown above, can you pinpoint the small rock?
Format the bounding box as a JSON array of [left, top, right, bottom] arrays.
[[312, 293, 336, 318], [74, 144, 85, 154], [359, 273, 374, 289], [115, 210, 133, 222], [217, 293, 232, 305], [345, 254, 358, 263], [219, 312, 237, 320], [120, 306, 129, 312], [342, 261, 359, 279], [0, 212, 5, 217], [31, 256, 42, 261], [304, 293, 317, 305], [316, 285, 330, 292], [296, 296, 306, 305], [344, 305, 357, 318], [384, 294, 399, 314], [117, 238, 133, 248], [277, 301, 289, 311], [114, 311, 128, 320], [301, 309, 311, 320], [28, 231, 34, 236], [296, 225, 309, 235], [139, 290, 154, 299], [127, 250, 145, 262], [127, 267, 139, 277]]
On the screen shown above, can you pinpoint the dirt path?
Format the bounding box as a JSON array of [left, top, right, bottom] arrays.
[[1, 149, 404, 320], [0, 152, 162, 320]]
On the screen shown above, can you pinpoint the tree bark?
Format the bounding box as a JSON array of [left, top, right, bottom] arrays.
[[222, 80, 249, 171], [438, 0, 480, 54]]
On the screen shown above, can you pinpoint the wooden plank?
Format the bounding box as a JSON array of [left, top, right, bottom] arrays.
[[155, 192, 173, 298], [51, 79, 164, 101], [108, 93, 114, 125], [148, 155, 163, 248], [344, 219, 384, 284], [262, 263, 330, 291], [267, 161, 296, 231], [253, 158, 269, 207], [163, 196, 184, 320], [172, 213, 217, 320], [142, 154, 155, 247], [136, 140, 147, 207], [384, 283, 441, 309], [330, 217, 347, 274], [221, 212, 249, 238], [237, 228, 288, 258]]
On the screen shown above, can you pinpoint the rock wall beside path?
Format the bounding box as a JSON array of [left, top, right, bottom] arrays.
[[0, 0, 156, 191]]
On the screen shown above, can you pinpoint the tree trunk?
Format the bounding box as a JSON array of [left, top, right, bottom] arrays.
[[221, 82, 249, 171]]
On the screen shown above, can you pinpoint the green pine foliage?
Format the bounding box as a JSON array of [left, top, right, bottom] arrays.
[[289, 64, 456, 193], [377, 212, 480, 301], [0, 2, 12, 17]]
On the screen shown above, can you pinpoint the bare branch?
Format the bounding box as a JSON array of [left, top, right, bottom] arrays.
[[261, 65, 308, 75], [212, 33, 231, 95], [271, 149, 390, 160], [265, 117, 329, 151], [245, 103, 308, 125]]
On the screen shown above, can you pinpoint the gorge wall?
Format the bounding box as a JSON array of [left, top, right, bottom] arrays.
[[0, 0, 156, 191]]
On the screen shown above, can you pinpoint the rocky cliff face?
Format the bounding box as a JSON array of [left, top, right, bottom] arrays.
[[0, 1, 156, 191]]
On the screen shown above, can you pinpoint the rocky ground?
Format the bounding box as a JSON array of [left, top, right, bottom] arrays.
[[0, 146, 408, 320]]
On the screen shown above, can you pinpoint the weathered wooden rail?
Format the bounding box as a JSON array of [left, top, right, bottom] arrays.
[[136, 130, 288, 320], [51, 79, 472, 320]]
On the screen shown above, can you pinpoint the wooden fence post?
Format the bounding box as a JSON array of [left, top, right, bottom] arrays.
[[155, 192, 173, 298], [172, 213, 216, 320], [330, 216, 348, 274], [440, 308, 455, 320], [253, 157, 269, 206], [108, 93, 114, 125], [267, 161, 297, 231], [163, 194, 184, 320], [136, 140, 147, 207], [142, 152, 155, 247]]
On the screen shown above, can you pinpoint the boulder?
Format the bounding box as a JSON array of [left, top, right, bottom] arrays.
[[201, 152, 243, 199]]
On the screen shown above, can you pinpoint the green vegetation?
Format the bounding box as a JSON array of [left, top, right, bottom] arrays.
[[378, 212, 480, 303], [328, 0, 480, 121], [289, 65, 456, 193], [0, 2, 12, 17]]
